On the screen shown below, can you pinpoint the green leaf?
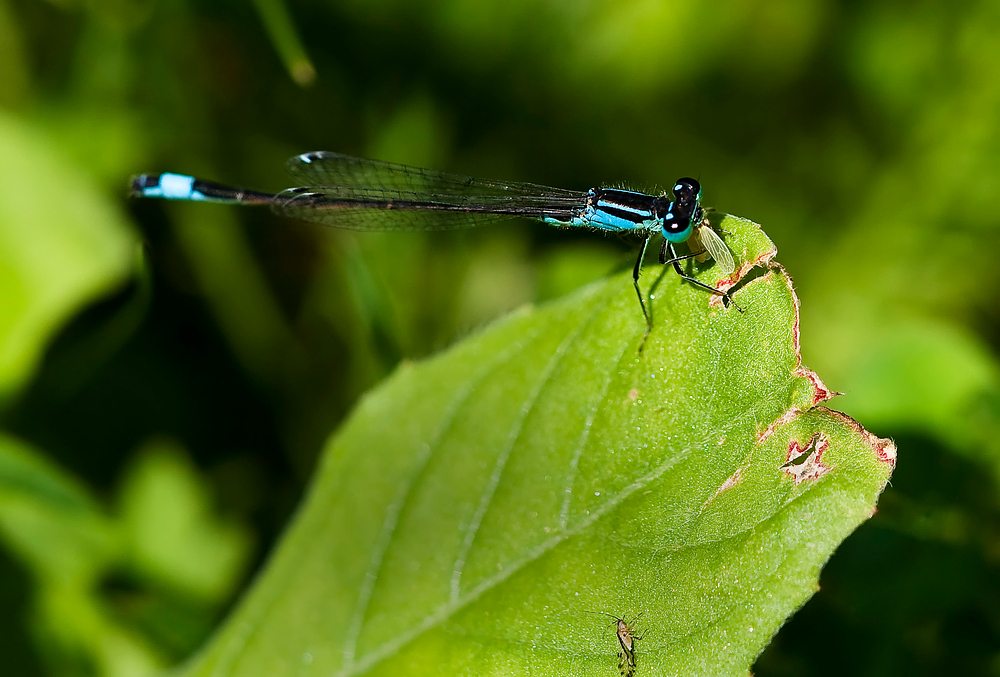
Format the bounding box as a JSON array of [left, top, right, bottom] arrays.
[[0, 432, 116, 587], [0, 433, 165, 677], [0, 432, 258, 675], [119, 439, 253, 602], [0, 112, 137, 400], [178, 216, 893, 677]]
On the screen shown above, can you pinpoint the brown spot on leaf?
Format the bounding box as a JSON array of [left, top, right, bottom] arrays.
[[783, 433, 831, 484]]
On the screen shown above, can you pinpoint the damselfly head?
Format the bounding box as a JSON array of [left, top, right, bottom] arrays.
[[670, 177, 701, 205]]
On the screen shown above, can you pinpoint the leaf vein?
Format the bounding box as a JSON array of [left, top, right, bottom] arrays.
[[340, 324, 551, 665], [558, 335, 635, 530], [448, 290, 615, 602]]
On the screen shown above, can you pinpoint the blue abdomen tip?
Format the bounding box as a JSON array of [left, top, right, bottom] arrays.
[[130, 173, 211, 201]]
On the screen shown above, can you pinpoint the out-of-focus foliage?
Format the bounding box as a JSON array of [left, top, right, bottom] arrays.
[[0, 112, 135, 401], [0, 434, 251, 676], [0, 0, 998, 674]]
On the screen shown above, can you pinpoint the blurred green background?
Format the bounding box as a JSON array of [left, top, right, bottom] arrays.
[[1, 0, 999, 675]]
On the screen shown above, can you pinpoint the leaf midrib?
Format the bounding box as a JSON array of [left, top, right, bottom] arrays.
[[341, 371, 809, 677]]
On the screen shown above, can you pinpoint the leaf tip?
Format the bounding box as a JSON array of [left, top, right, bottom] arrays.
[[793, 366, 838, 406], [814, 406, 898, 470]]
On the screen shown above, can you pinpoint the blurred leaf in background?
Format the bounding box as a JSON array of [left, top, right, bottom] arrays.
[[0, 112, 136, 402], [0, 433, 251, 677], [0, 0, 998, 674]]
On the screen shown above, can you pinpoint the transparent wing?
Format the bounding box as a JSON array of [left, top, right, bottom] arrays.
[[276, 152, 589, 231], [695, 223, 735, 274], [285, 151, 582, 200], [272, 186, 588, 231]]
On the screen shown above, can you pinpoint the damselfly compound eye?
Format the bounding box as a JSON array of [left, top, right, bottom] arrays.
[[670, 177, 701, 204]]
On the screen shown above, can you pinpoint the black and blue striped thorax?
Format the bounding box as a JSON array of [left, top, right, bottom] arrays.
[[543, 178, 703, 243]]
